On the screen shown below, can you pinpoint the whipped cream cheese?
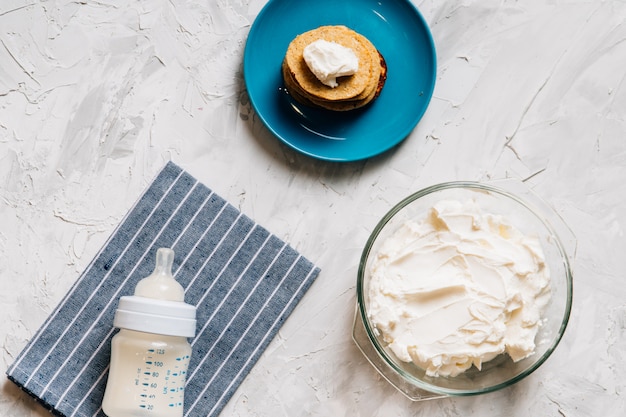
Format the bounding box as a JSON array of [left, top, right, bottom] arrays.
[[303, 39, 359, 87], [367, 199, 551, 377]]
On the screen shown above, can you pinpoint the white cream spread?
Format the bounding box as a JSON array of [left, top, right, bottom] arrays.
[[303, 39, 359, 87], [367, 199, 551, 377]]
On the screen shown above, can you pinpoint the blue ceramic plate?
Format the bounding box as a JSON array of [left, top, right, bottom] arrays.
[[244, 0, 436, 162]]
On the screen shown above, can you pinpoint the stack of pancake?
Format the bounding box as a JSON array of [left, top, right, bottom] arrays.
[[282, 25, 387, 111]]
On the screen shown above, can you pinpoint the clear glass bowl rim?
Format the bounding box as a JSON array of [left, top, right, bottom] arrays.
[[356, 180, 574, 396]]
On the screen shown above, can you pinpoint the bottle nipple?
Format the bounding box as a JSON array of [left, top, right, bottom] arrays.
[[133, 248, 185, 302]]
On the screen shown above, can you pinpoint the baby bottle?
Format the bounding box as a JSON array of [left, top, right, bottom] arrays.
[[102, 248, 196, 417]]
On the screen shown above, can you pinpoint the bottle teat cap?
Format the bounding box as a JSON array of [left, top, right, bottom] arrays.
[[113, 248, 196, 337]]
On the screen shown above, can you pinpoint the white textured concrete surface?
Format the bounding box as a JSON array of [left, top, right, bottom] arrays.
[[1, 0, 625, 416]]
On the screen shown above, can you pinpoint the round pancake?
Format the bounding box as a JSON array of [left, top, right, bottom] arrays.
[[284, 25, 373, 101], [283, 51, 387, 112]]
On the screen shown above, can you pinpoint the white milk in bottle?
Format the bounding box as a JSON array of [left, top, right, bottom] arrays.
[[102, 248, 196, 417]]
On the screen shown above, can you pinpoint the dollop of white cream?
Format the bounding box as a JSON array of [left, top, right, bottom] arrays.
[[367, 199, 551, 377], [303, 39, 359, 88]]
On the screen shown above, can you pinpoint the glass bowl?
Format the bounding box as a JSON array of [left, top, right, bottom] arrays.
[[353, 180, 574, 400]]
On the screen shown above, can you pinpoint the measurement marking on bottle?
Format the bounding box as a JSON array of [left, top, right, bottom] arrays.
[[124, 348, 191, 411]]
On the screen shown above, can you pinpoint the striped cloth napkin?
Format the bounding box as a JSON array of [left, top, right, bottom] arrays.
[[6, 161, 320, 417]]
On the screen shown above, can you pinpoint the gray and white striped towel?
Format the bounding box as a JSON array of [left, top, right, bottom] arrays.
[[6, 161, 321, 417]]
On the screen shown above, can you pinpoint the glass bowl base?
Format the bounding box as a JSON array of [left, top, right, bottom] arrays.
[[352, 306, 446, 402]]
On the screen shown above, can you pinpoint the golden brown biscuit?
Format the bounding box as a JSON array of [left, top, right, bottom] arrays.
[[282, 25, 387, 111], [284, 25, 373, 101]]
